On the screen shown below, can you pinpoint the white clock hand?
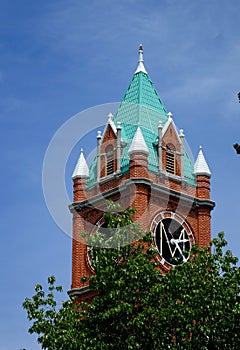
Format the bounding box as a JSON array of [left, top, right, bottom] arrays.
[[170, 239, 188, 262], [170, 238, 188, 244]]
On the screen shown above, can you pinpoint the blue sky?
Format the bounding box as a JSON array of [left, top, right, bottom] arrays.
[[1, 0, 240, 348]]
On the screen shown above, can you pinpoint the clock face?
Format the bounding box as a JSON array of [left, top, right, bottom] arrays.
[[151, 212, 193, 266]]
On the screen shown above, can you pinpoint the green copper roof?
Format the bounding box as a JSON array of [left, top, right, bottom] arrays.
[[114, 71, 168, 130], [113, 70, 169, 181], [183, 149, 195, 186], [87, 155, 97, 189], [86, 49, 196, 189]]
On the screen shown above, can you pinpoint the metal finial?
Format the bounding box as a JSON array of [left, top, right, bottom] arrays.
[[135, 44, 147, 74], [179, 129, 184, 137]]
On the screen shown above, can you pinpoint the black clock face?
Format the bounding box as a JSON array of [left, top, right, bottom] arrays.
[[155, 217, 191, 265]]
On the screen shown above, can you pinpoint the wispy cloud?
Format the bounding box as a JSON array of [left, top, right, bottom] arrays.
[[33, 0, 240, 70], [6, 0, 239, 125]]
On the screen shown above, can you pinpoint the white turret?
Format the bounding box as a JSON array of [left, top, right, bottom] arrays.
[[194, 146, 211, 177], [128, 126, 149, 156], [72, 149, 89, 180]]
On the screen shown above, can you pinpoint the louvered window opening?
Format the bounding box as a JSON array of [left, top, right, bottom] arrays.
[[166, 151, 175, 175], [106, 155, 114, 175]]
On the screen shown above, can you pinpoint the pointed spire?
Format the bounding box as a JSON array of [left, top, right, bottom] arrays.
[[194, 146, 211, 177], [72, 149, 89, 179], [128, 126, 149, 156], [135, 44, 148, 74]]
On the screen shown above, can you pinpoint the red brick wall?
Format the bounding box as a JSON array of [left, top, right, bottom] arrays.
[[71, 211, 91, 289], [196, 175, 211, 199], [129, 152, 149, 178], [73, 178, 88, 202], [70, 126, 213, 299]]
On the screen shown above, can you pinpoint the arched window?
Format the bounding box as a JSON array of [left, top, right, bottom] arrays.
[[105, 144, 114, 176], [166, 143, 176, 175]]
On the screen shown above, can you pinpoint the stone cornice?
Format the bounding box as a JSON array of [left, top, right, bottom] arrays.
[[69, 177, 215, 212]]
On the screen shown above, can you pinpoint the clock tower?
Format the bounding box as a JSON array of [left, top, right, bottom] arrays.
[[68, 46, 215, 301]]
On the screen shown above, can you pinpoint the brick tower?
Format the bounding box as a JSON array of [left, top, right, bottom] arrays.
[[68, 45, 215, 301]]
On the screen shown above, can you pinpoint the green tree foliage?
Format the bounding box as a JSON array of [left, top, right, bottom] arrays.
[[23, 204, 240, 349]]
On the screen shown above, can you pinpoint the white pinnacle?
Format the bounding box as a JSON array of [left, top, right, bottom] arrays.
[[135, 44, 148, 74], [72, 149, 89, 179], [128, 126, 149, 155], [194, 146, 211, 177]]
